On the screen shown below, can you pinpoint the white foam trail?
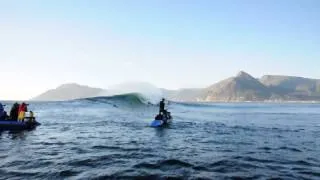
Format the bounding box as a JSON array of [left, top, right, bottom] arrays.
[[98, 82, 163, 104]]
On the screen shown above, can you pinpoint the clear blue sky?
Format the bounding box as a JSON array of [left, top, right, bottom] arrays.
[[1, 0, 320, 100]]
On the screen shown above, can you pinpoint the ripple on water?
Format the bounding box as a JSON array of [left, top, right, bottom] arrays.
[[134, 159, 193, 169]]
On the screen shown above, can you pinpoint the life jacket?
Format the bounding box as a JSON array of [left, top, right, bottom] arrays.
[[18, 104, 27, 121], [18, 111, 25, 121]]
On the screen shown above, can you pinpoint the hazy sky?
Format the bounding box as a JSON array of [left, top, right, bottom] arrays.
[[1, 0, 320, 100]]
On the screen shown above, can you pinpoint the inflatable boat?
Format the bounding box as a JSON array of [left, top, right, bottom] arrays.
[[0, 120, 41, 131]]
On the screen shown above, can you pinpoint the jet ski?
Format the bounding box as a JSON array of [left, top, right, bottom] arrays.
[[150, 118, 172, 127], [150, 111, 172, 127]]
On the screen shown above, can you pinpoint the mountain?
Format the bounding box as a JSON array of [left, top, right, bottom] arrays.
[[162, 88, 202, 102], [31, 72, 320, 102], [164, 71, 320, 102], [260, 75, 320, 100], [31, 83, 104, 101], [200, 71, 272, 101]]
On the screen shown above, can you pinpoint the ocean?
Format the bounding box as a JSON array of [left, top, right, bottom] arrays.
[[0, 94, 320, 179]]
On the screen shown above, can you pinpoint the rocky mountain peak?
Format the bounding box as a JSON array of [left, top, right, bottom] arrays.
[[236, 71, 254, 79]]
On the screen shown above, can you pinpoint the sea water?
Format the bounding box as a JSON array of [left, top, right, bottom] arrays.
[[0, 95, 319, 179]]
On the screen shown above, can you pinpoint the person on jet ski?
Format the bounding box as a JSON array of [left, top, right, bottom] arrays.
[[155, 112, 164, 120], [159, 98, 165, 114], [161, 109, 168, 119], [167, 112, 172, 119], [159, 98, 172, 119]]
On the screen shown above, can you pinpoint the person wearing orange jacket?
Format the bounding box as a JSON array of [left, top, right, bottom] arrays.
[[18, 102, 28, 121]]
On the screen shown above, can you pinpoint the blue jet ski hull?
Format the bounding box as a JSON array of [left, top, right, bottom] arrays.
[[150, 118, 172, 127], [0, 120, 41, 131]]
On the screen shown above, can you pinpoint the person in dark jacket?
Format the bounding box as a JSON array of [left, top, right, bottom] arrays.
[[9, 102, 19, 120], [159, 98, 165, 114], [155, 113, 163, 120], [167, 112, 172, 119], [0, 103, 8, 120]]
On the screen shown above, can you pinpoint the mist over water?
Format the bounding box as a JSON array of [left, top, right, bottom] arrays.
[[0, 97, 320, 179]]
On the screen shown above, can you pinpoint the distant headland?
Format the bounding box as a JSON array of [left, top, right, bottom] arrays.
[[31, 71, 320, 102]]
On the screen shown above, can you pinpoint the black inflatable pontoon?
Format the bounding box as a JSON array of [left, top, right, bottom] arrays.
[[0, 120, 41, 131]]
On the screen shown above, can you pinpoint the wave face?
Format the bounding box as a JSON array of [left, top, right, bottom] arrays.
[[82, 93, 150, 106], [0, 102, 320, 179], [97, 82, 163, 105]]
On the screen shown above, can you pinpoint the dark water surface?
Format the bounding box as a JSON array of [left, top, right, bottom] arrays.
[[1, 98, 320, 179]]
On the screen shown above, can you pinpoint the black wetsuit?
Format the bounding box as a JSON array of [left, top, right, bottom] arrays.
[[159, 100, 165, 113]]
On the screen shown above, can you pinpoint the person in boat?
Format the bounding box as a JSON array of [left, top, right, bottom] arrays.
[[25, 111, 35, 123], [29, 111, 35, 122], [18, 102, 28, 122], [0, 102, 4, 118], [0, 103, 8, 120], [9, 102, 20, 120]]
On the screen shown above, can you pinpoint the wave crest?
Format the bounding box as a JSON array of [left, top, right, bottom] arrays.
[[82, 93, 152, 105]]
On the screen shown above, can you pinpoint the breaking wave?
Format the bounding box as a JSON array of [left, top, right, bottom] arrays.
[[81, 93, 154, 106]]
